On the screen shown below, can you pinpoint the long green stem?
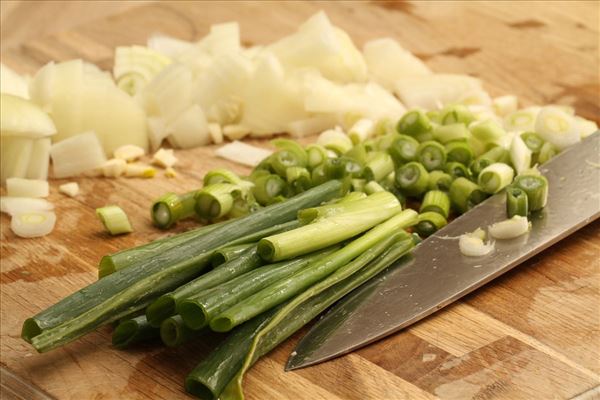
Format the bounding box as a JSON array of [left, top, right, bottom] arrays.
[[211, 244, 255, 268], [160, 315, 206, 347], [210, 209, 417, 332], [112, 315, 159, 349], [257, 192, 401, 262]]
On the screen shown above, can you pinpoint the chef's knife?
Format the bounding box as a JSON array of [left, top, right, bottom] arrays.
[[287, 132, 600, 370]]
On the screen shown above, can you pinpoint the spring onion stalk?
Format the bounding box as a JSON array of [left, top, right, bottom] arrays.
[[509, 134, 532, 175], [10, 211, 56, 238], [178, 250, 330, 330], [112, 315, 159, 349], [374, 118, 396, 137], [470, 120, 506, 144], [521, 132, 544, 154], [160, 315, 206, 347], [449, 177, 488, 214], [211, 244, 256, 268], [324, 157, 363, 180], [144, 221, 301, 326], [346, 141, 368, 162], [417, 141, 447, 171], [217, 234, 416, 400], [426, 110, 442, 124], [257, 192, 402, 262], [229, 197, 261, 219], [445, 141, 474, 166], [459, 228, 494, 257], [364, 152, 394, 182], [297, 192, 370, 224], [395, 161, 429, 197], [317, 128, 353, 154], [202, 169, 239, 186], [363, 139, 377, 152], [364, 181, 386, 194], [271, 150, 307, 177], [375, 133, 397, 152], [348, 118, 376, 144], [396, 110, 432, 137], [478, 163, 514, 194], [310, 164, 327, 187], [427, 171, 453, 192], [271, 139, 308, 165], [441, 104, 475, 125], [470, 146, 509, 177], [188, 237, 415, 400], [151, 191, 197, 229], [99, 222, 226, 278], [351, 178, 366, 192], [488, 215, 530, 239], [195, 183, 239, 220], [305, 144, 328, 169], [445, 161, 471, 180], [96, 206, 133, 235], [506, 186, 529, 217], [512, 174, 548, 211], [534, 106, 580, 150], [415, 131, 434, 143], [538, 141, 558, 164], [415, 211, 448, 237], [24, 181, 341, 352], [211, 210, 417, 332], [388, 135, 419, 165], [420, 190, 450, 218], [252, 174, 287, 206], [285, 167, 311, 193], [432, 123, 470, 144]]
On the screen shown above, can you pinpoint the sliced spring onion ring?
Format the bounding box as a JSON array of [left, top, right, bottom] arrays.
[[534, 106, 580, 150], [478, 163, 514, 194], [11, 210, 56, 238], [488, 215, 530, 239], [96, 205, 133, 235]]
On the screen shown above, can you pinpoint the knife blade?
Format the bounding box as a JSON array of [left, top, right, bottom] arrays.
[[287, 132, 600, 370]]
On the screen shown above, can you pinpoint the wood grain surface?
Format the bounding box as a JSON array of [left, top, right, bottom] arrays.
[[1, 1, 599, 399]]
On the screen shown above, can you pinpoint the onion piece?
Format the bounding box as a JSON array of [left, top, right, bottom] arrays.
[[114, 144, 145, 161], [215, 141, 272, 167], [96, 205, 132, 235], [488, 216, 530, 239], [286, 115, 338, 138], [535, 106, 580, 150], [113, 45, 171, 95], [348, 118, 375, 144], [317, 128, 353, 154], [394, 74, 484, 110], [6, 178, 49, 198], [102, 159, 127, 178], [11, 210, 56, 238], [208, 123, 223, 144], [59, 182, 79, 197], [576, 116, 598, 139], [152, 148, 178, 168], [1, 63, 29, 99], [50, 131, 107, 178], [125, 163, 156, 178], [0, 93, 56, 137], [459, 228, 495, 257], [223, 124, 251, 141], [363, 38, 431, 90], [167, 104, 211, 148], [1, 136, 33, 183], [147, 34, 194, 58], [492, 95, 518, 117], [26, 138, 51, 180], [510, 134, 532, 175], [1, 197, 54, 216]]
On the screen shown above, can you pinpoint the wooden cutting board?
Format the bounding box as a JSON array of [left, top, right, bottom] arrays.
[[1, 2, 599, 399]]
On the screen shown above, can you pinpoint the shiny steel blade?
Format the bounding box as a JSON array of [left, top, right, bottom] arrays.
[[287, 132, 600, 370]]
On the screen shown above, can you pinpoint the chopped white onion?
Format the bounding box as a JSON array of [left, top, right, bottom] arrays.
[[1, 136, 33, 183], [59, 182, 79, 197], [11, 210, 56, 238], [488, 216, 530, 239], [394, 74, 484, 110], [459, 228, 495, 257], [1, 93, 56, 137], [147, 34, 194, 58], [50, 131, 107, 178], [286, 115, 338, 138], [167, 104, 211, 148], [26, 138, 51, 180], [6, 178, 49, 198], [1, 197, 54, 216], [510, 134, 532, 175], [152, 148, 178, 168], [113, 45, 171, 95], [125, 163, 156, 178], [208, 123, 224, 144], [114, 144, 145, 161], [215, 141, 272, 167], [535, 106, 580, 150], [102, 158, 127, 178], [223, 124, 251, 141], [1, 63, 29, 99]]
